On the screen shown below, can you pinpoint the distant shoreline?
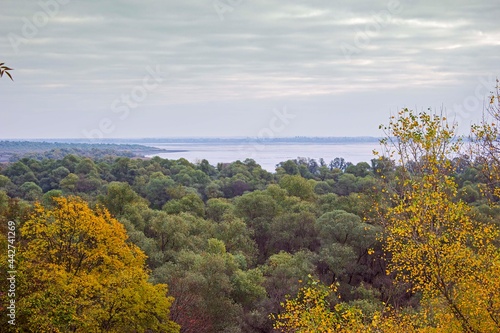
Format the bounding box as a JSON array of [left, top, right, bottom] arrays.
[[0, 139, 385, 172], [0, 141, 179, 163], [0, 139, 382, 166], [0, 137, 382, 145]]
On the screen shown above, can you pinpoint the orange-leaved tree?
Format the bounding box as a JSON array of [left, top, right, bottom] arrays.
[[16, 196, 180, 332]]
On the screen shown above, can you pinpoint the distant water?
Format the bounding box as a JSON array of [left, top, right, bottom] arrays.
[[144, 142, 381, 172]]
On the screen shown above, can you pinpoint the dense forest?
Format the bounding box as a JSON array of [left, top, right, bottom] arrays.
[[1, 88, 500, 332]]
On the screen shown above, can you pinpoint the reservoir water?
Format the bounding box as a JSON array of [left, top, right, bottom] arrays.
[[144, 142, 382, 172]]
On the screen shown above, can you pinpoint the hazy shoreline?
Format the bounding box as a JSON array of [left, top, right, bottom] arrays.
[[0, 139, 381, 170]]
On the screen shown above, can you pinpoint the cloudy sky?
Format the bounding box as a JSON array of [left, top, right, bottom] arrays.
[[0, 0, 499, 139]]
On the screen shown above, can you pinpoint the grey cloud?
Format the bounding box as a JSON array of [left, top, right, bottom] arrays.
[[0, 0, 499, 138]]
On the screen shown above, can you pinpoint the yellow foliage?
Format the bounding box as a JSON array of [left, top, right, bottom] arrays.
[[17, 196, 179, 332], [272, 109, 500, 332], [379, 109, 500, 333], [470, 79, 500, 202], [271, 277, 366, 333]]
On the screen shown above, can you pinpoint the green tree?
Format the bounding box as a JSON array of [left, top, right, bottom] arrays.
[[59, 173, 79, 193], [279, 175, 316, 201], [213, 213, 258, 264], [345, 162, 372, 178], [3, 161, 37, 185], [0, 175, 10, 188], [145, 172, 175, 209], [268, 210, 318, 254], [235, 190, 279, 260], [75, 157, 98, 175], [262, 250, 317, 320], [51, 166, 71, 182], [333, 173, 358, 196], [98, 181, 147, 216], [163, 193, 205, 217], [18, 181, 43, 201], [315, 210, 379, 287], [153, 240, 244, 333], [277, 160, 300, 175], [205, 198, 234, 222]]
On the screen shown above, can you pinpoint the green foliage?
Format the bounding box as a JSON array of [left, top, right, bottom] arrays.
[[0, 141, 164, 162], [206, 197, 234, 222], [0, 175, 10, 188], [279, 175, 316, 201], [59, 173, 79, 193], [145, 172, 175, 209], [18, 181, 43, 201], [98, 181, 147, 216], [163, 193, 205, 217], [268, 210, 318, 254], [3, 161, 37, 185]]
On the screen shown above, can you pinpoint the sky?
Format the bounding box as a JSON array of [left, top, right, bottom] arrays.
[[0, 0, 499, 139]]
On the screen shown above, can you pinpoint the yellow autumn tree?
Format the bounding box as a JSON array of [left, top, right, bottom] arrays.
[[17, 196, 180, 332], [378, 109, 500, 333], [470, 78, 500, 201], [271, 276, 366, 333]]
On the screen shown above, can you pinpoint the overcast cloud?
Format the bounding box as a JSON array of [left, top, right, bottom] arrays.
[[0, 0, 499, 139]]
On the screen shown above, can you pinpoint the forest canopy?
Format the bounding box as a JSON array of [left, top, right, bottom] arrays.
[[1, 83, 500, 332]]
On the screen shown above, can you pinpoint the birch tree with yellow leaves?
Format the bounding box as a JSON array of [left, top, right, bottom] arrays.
[[378, 109, 500, 333], [470, 79, 500, 202]]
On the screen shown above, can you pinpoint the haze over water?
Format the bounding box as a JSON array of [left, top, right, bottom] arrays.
[[145, 142, 381, 172]]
